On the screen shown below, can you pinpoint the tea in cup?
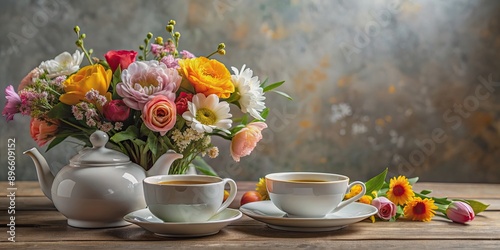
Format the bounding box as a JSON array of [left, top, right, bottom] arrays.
[[265, 172, 366, 218], [143, 175, 237, 222]]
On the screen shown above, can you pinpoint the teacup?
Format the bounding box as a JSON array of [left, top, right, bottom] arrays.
[[265, 172, 366, 218], [143, 175, 237, 222]]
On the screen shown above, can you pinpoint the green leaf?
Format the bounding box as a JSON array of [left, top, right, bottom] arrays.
[[147, 132, 158, 157], [365, 168, 388, 196], [263, 80, 285, 92], [465, 199, 490, 215], [408, 177, 419, 185], [260, 108, 270, 120], [259, 78, 269, 88], [46, 135, 69, 151], [110, 126, 138, 143], [111, 66, 122, 99], [133, 139, 146, 146], [191, 157, 218, 176], [271, 90, 293, 100], [419, 189, 432, 195], [47, 102, 72, 119], [241, 114, 248, 125]]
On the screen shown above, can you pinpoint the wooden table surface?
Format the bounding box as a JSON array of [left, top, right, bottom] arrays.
[[1, 181, 499, 249]]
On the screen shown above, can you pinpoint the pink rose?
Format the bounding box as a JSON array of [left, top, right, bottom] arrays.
[[104, 50, 138, 72], [230, 122, 267, 162], [142, 95, 176, 136], [30, 118, 59, 146], [175, 92, 193, 115], [446, 201, 475, 224], [103, 100, 130, 122], [372, 197, 397, 220]]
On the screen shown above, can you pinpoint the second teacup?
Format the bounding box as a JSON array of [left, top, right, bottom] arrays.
[[143, 175, 237, 222], [265, 172, 366, 218]]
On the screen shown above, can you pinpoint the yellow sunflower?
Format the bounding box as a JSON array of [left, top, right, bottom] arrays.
[[386, 176, 415, 205], [344, 184, 363, 200], [255, 178, 269, 200], [404, 197, 438, 222]]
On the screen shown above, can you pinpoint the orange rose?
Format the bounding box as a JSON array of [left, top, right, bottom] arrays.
[[30, 118, 59, 146], [230, 122, 267, 162], [142, 95, 177, 136], [178, 57, 234, 98], [59, 64, 112, 105]]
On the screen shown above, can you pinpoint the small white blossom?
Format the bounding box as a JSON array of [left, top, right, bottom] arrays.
[[39, 50, 84, 78]]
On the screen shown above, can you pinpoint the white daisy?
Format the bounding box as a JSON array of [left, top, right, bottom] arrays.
[[182, 93, 232, 133], [231, 65, 266, 120]]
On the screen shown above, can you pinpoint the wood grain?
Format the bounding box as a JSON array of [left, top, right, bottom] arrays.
[[1, 181, 498, 249]]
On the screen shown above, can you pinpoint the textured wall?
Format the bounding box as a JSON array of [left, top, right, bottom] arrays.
[[1, 0, 499, 183]]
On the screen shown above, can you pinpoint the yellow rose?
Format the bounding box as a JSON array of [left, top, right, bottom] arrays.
[[178, 57, 234, 98], [59, 64, 112, 105]]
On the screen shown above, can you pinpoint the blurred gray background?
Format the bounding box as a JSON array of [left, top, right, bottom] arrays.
[[1, 0, 499, 183]]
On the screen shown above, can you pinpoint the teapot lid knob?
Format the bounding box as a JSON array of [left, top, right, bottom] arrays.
[[90, 130, 109, 148]]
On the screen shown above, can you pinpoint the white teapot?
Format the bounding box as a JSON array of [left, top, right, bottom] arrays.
[[24, 130, 183, 228]]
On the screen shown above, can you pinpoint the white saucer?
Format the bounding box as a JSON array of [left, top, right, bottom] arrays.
[[240, 200, 377, 232], [124, 208, 242, 237]]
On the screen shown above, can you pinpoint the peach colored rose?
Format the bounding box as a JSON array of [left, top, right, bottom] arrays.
[[230, 122, 267, 162], [142, 95, 176, 136], [30, 118, 59, 146], [18, 68, 41, 91]]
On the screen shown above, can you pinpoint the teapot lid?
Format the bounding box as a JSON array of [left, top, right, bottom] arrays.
[[70, 130, 130, 165]]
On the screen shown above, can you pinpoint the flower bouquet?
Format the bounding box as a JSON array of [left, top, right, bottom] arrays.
[[2, 20, 289, 174]]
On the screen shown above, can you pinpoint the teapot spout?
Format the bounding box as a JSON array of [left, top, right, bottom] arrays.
[[147, 150, 183, 176], [23, 148, 54, 201]]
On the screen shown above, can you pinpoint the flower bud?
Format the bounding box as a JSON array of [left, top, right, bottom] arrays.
[[169, 20, 176, 25], [80, 33, 86, 39], [218, 49, 226, 55], [218, 43, 226, 50], [75, 40, 83, 47], [139, 45, 145, 50], [147, 32, 153, 39], [74, 26, 80, 33], [174, 32, 181, 38], [88, 49, 93, 55], [155, 36, 164, 45], [446, 201, 475, 223], [166, 25, 174, 33]]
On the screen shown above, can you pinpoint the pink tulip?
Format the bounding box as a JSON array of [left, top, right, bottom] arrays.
[[372, 197, 397, 220], [2, 85, 21, 121], [446, 201, 475, 224], [230, 122, 267, 162]]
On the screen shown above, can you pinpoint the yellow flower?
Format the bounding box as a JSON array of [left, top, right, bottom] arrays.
[[404, 197, 438, 222], [358, 195, 373, 205], [386, 176, 415, 206], [255, 177, 269, 200], [344, 184, 363, 200], [60, 64, 112, 105], [178, 57, 234, 98]]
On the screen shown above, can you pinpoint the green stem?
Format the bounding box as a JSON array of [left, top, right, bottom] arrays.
[[59, 119, 92, 133], [208, 132, 232, 140]]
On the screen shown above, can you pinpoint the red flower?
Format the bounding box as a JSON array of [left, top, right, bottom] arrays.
[[104, 50, 138, 72], [175, 92, 193, 115], [103, 100, 130, 122]]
